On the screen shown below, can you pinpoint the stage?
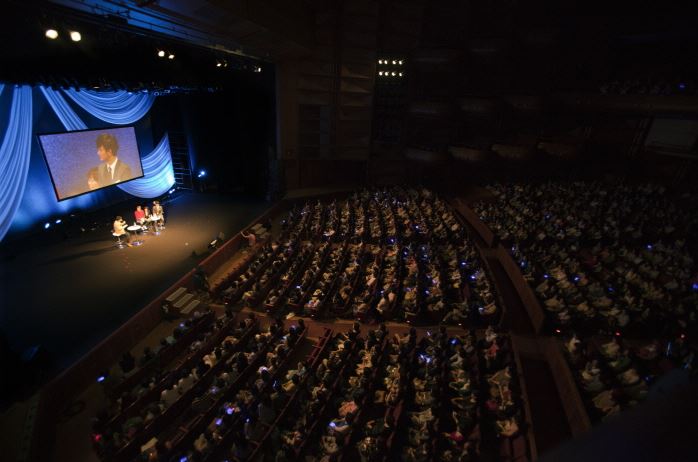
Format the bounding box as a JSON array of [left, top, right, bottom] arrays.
[[0, 192, 269, 374]]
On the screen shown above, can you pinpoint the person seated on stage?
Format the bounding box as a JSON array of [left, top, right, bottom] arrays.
[[152, 200, 165, 226], [241, 230, 257, 247], [113, 216, 131, 246], [134, 205, 145, 225]]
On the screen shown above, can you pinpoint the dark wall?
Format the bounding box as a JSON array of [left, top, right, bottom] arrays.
[[172, 68, 276, 197]]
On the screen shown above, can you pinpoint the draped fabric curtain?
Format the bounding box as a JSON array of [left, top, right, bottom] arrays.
[[0, 86, 33, 242], [38, 86, 87, 131], [63, 89, 156, 125], [41, 87, 174, 198], [117, 135, 174, 197]]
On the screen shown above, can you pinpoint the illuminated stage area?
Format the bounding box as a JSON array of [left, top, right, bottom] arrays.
[[0, 193, 268, 372]]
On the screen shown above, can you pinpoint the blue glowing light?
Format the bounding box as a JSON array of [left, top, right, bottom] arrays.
[[679, 83, 686, 90], [450, 338, 458, 345], [646, 244, 653, 250], [44, 222, 51, 229], [470, 275, 476, 281], [543, 274, 550, 279], [692, 283, 698, 291], [574, 276, 580, 282], [226, 407, 234, 415], [180, 457, 188, 462], [215, 418, 222, 426], [329, 422, 336, 428], [55, 219, 62, 224], [96, 375, 106, 383]]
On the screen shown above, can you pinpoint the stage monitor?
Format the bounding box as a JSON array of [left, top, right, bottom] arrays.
[[38, 127, 144, 201]]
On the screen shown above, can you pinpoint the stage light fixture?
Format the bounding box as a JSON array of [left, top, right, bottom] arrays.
[[44, 222, 51, 229], [216, 61, 222, 67], [391, 72, 396, 76], [399, 60, 403, 65], [69, 31, 82, 42], [399, 72, 403, 77], [168, 53, 175, 59], [392, 60, 396, 64], [379, 71, 383, 76], [254, 66, 262, 73], [157, 50, 165, 58], [55, 219, 62, 224], [45, 29, 59, 40]]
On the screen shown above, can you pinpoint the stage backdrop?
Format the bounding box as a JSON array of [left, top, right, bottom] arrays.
[[0, 85, 175, 242]]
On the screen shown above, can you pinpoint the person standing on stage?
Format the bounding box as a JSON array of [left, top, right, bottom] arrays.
[[134, 205, 145, 225], [152, 200, 165, 227], [113, 216, 131, 245]]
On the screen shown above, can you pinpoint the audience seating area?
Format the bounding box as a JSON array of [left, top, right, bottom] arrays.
[[220, 188, 501, 327], [91, 317, 531, 462], [472, 180, 697, 423]]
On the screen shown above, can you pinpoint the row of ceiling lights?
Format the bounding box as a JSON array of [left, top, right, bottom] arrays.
[[46, 26, 261, 72], [378, 59, 403, 65], [45, 28, 81, 42]]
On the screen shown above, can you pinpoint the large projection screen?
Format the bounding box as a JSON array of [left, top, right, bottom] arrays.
[[38, 126, 144, 201]]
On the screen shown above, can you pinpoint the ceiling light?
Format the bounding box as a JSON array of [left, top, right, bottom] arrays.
[[391, 72, 396, 76], [157, 50, 165, 58], [45, 29, 58, 40], [69, 31, 81, 42], [399, 72, 403, 76], [399, 60, 403, 65], [168, 53, 175, 59], [216, 61, 222, 67], [379, 71, 383, 76]]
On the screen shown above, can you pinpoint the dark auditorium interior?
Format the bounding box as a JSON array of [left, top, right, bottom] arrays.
[[0, 1, 697, 461]]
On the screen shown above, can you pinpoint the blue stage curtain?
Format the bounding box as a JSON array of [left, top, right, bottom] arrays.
[[0, 86, 33, 242], [116, 134, 175, 198], [41, 86, 174, 198], [39, 86, 87, 130], [63, 88, 155, 125]]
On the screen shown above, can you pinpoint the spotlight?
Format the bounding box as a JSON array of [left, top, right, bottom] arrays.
[[44, 222, 51, 229], [216, 61, 222, 67], [55, 219, 62, 224], [379, 71, 384, 76], [398, 60, 403, 65], [392, 60, 396, 64], [198, 170, 206, 178], [391, 72, 396, 76], [69, 31, 82, 42], [378, 59, 383, 64], [157, 50, 165, 58], [168, 53, 175, 59], [399, 72, 403, 77], [254, 66, 262, 73], [45, 29, 59, 40]]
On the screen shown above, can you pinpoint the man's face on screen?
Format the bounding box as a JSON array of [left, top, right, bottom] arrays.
[[97, 146, 113, 162]]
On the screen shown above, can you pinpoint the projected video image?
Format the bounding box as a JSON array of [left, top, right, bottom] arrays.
[[38, 126, 144, 201]]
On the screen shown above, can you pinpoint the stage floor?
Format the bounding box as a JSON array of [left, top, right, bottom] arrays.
[[0, 192, 269, 373]]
